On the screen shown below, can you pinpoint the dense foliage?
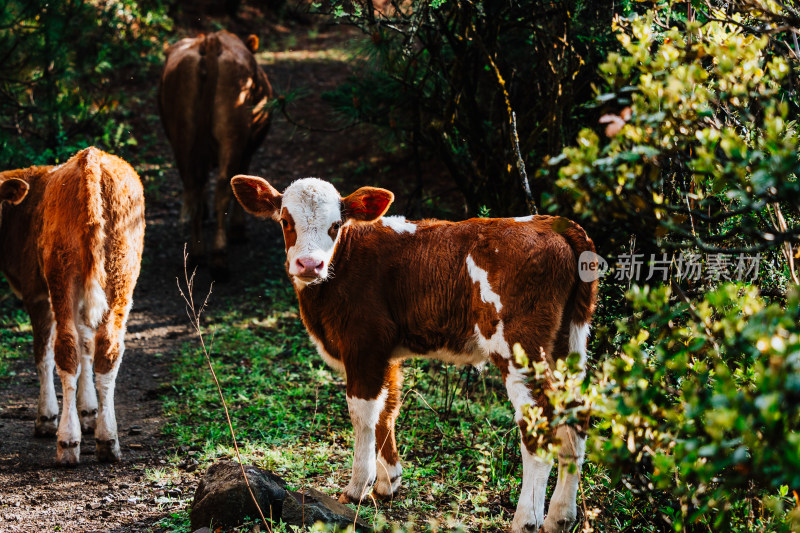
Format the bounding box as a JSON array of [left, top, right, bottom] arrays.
[[320, 0, 617, 216], [529, 2, 800, 530], [0, 0, 170, 167]]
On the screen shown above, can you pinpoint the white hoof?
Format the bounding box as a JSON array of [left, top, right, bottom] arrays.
[[56, 440, 81, 465], [511, 510, 543, 533]]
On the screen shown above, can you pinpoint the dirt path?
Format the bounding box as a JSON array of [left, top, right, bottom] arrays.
[[0, 23, 440, 533]]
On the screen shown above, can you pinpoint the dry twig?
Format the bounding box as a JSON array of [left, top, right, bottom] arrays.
[[176, 245, 272, 532]]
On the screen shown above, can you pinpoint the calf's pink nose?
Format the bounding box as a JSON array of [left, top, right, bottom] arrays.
[[296, 257, 324, 276]]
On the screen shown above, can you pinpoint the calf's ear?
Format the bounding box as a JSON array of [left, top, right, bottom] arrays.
[[231, 175, 282, 220], [343, 187, 394, 222], [0, 178, 29, 205]]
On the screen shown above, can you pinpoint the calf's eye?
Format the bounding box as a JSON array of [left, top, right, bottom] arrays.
[[281, 218, 289, 228], [328, 221, 342, 238]]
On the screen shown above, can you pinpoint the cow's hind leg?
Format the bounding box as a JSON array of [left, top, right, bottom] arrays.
[[542, 425, 585, 533], [92, 302, 130, 463], [49, 281, 82, 465], [76, 324, 98, 434], [492, 353, 552, 533], [209, 145, 246, 280], [29, 298, 58, 437], [373, 361, 403, 499], [543, 321, 590, 532]]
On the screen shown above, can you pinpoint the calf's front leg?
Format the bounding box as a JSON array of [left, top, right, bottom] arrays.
[[373, 362, 403, 498], [76, 324, 98, 434], [339, 360, 393, 504]]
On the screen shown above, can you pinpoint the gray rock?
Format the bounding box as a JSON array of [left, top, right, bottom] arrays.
[[191, 461, 371, 531], [190, 461, 287, 530], [282, 487, 370, 531]]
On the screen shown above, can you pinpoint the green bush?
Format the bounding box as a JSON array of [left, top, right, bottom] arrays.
[[0, 0, 171, 168], [542, 7, 800, 263]]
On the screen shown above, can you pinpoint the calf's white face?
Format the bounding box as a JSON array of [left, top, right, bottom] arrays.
[[231, 175, 393, 288], [281, 179, 344, 282]]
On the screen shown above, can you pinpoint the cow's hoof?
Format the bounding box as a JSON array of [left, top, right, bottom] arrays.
[[339, 476, 375, 504], [338, 492, 361, 504], [542, 515, 574, 533], [373, 476, 402, 500], [34, 415, 58, 437], [56, 441, 81, 465], [80, 409, 98, 434], [511, 513, 543, 533], [96, 438, 121, 463]]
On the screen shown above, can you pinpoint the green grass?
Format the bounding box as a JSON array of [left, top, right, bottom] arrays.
[[0, 293, 32, 377]]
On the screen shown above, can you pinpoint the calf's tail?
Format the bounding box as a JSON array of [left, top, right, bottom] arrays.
[[78, 147, 109, 328]]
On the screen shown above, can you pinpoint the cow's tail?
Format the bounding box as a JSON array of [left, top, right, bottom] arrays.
[[78, 147, 109, 328], [558, 219, 598, 367], [196, 33, 221, 148]]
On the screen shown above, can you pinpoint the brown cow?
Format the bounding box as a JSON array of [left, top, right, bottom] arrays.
[[159, 30, 273, 279], [0, 147, 145, 464], [230, 175, 598, 533]]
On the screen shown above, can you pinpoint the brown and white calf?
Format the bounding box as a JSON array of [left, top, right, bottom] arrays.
[[0, 147, 145, 464], [231, 176, 597, 533]]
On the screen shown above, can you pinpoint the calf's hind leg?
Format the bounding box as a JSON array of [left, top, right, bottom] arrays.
[[492, 353, 553, 533], [92, 302, 131, 462], [49, 288, 83, 465]]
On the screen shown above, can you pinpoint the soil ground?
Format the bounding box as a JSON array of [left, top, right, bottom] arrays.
[[0, 17, 455, 533]]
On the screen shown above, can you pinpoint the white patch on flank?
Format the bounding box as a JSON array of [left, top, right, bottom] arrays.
[[380, 215, 417, 234], [375, 452, 403, 496], [37, 322, 58, 426], [473, 320, 511, 359], [514, 215, 534, 222], [512, 445, 552, 532], [82, 279, 108, 329], [543, 425, 586, 532], [56, 366, 82, 463], [281, 178, 344, 284], [309, 332, 345, 374], [344, 389, 388, 500], [466, 254, 503, 313]]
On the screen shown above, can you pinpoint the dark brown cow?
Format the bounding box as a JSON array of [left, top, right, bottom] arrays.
[[0, 147, 145, 464], [230, 175, 598, 533], [159, 30, 273, 279]]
